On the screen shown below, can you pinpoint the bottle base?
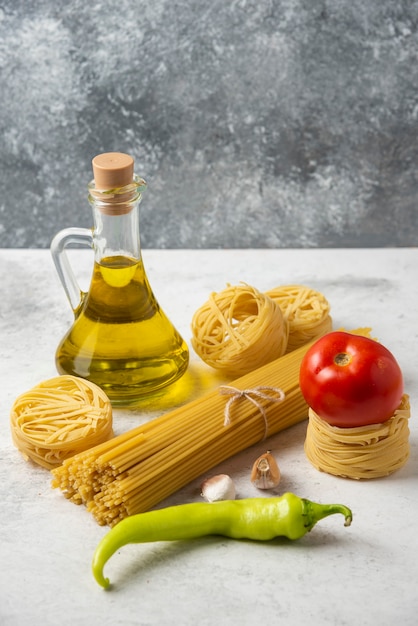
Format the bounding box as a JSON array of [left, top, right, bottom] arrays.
[[55, 354, 190, 407]]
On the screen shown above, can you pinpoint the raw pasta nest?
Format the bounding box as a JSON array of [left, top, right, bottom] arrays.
[[304, 394, 410, 479], [10, 375, 113, 470], [265, 284, 332, 352], [191, 283, 289, 376]]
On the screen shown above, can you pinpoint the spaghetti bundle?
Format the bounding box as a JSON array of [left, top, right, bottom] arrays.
[[191, 283, 289, 376], [52, 339, 314, 526], [304, 395, 410, 479], [10, 375, 113, 469], [265, 284, 332, 352]]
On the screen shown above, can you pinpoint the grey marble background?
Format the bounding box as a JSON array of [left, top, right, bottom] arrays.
[[1, 0, 417, 249]]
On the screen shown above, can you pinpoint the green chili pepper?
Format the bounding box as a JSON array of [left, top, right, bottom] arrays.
[[92, 492, 352, 588]]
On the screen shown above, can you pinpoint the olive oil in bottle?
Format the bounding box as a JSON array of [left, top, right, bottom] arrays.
[[51, 153, 189, 405]]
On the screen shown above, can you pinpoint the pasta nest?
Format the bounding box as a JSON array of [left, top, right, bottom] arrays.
[[10, 375, 113, 470], [304, 395, 410, 479], [265, 284, 332, 352], [191, 283, 289, 376]]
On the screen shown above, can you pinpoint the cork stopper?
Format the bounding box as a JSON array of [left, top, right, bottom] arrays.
[[92, 152, 134, 189]]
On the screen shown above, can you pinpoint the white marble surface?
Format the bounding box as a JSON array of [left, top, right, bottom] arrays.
[[0, 248, 417, 626]]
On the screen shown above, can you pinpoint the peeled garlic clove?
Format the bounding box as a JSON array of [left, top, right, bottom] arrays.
[[201, 474, 236, 502], [251, 451, 281, 489]]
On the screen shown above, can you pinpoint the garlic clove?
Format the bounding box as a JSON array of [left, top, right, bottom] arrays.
[[251, 451, 281, 489], [201, 474, 236, 502]]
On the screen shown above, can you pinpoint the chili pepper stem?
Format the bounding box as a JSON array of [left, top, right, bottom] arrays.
[[302, 499, 353, 530]]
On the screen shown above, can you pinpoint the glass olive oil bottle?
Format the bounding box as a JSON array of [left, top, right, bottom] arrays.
[[51, 152, 189, 406]]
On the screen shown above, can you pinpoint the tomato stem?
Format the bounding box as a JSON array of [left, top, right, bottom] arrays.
[[334, 352, 351, 367]]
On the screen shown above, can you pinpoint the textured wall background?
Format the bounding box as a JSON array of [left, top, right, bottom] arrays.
[[1, 0, 417, 248]]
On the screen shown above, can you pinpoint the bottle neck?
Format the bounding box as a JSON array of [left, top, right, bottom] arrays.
[[88, 176, 146, 263]]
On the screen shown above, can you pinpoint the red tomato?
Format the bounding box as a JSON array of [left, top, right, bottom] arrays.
[[299, 331, 404, 428]]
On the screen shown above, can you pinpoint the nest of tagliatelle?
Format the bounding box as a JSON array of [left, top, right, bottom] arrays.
[[191, 283, 289, 377]]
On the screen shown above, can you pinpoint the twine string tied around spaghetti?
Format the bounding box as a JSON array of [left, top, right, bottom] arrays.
[[219, 385, 286, 440]]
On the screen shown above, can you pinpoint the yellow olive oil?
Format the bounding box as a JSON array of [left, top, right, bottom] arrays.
[[55, 256, 189, 405]]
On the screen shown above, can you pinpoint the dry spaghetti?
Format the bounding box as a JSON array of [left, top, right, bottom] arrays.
[[51, 338, 320, 526], [10, 375, 113, 469], [304, 394, 410, 479], [265, 284, 332, 352], [191, 283, 289, 376]]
